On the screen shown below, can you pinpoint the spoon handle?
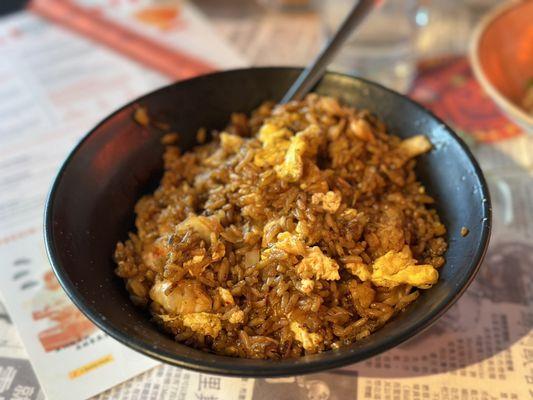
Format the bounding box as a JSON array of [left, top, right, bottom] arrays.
[[280, 0, 379, 104]]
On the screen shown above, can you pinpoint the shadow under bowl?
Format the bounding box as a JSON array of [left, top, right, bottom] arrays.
[[44, 67, 491, 376]]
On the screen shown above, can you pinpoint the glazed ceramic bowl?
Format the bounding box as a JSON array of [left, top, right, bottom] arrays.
[[44, 68, 491, 376], [470, 0, 533, 132]]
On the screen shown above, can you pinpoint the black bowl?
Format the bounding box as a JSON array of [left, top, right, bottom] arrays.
[[44, 67, 491, 376]]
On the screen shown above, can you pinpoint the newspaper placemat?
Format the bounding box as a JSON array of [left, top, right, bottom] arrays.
[[0, 7, 248, 399], [28, 0, 247, 79], [0, 301, 45, 400]]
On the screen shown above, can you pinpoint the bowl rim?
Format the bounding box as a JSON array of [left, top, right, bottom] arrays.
[[44, 67, 492, 376], [468, 0, 533, 130]]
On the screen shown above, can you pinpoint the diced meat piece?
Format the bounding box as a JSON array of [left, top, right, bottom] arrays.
[[182, 312, 221, 337], [380, 207, 406, 251], [367, 207, 406, 256], [177, 215, 222, 244], [141, 237, 170, 272], [149, 280, 212, 314]]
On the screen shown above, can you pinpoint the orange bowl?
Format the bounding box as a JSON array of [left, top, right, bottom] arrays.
[[470, 0, 533, 132]]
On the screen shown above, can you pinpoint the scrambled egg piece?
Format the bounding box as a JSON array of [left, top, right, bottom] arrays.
[[295, 279, 315, 294], [348, 280, 376, 308], [275, 125, 321, 182], [345, 260, 372, 281], [155, 314, 179, 323], [218, 287, 235, 306], [341, 208, 358, 220], [311, 191, 342, 213], [290, 322, 323, 351], [262, 231, 306, 260], [228, 309, 245, 324], [296, 246, 340, 281], [258, 123, 290, 147], [254, 122, 322, 183], [254, 123, 292, 168], [177, 215, 222, 244], [399, 135, 432, 159], [273, 232, 306, 255], [149, 280, 212, 314], [370, 246, 438, 288], [220, 132, 243, 154], [182, 312, 221, 337]]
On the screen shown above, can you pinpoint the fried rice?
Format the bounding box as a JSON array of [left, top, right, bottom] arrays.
[[114, 94, 447, 359]]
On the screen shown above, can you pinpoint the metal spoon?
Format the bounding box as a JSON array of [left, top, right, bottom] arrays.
[[281, 0, 380, 104]]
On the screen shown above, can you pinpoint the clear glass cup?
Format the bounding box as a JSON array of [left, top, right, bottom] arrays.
[[319, 0, 419, 93], [257, 0, 313, 12]]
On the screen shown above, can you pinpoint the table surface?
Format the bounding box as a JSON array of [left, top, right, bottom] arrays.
[[1, 2, 531, 399]]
